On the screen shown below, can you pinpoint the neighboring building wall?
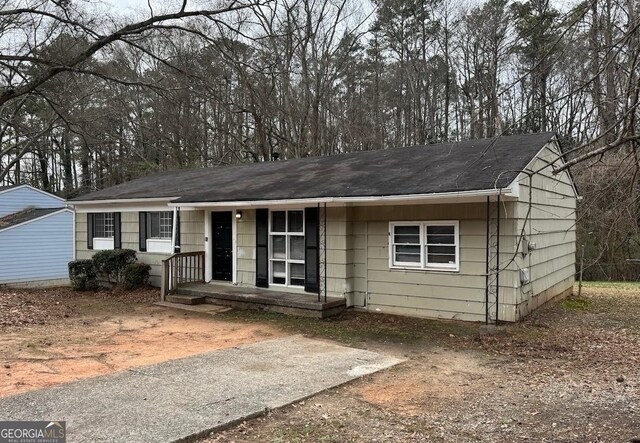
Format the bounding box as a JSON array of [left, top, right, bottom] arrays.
[[75, 210, 204, 286], [346, 203, 519, 323], [0, 210, 73, 284], [0, 186, 63, 217], [512, 142, 577, 318]]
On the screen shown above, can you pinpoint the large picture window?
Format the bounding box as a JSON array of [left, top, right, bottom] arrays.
[[389, 221, 459, 271], [270, 210, 305, 286]]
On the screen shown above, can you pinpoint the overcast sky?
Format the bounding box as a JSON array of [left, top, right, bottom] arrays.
[[101, 0, 577, 17]]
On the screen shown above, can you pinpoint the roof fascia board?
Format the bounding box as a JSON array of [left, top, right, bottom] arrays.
[[170, 188, 515, 209], [0, 208, 71, 233], [0, 184, 65, 202]]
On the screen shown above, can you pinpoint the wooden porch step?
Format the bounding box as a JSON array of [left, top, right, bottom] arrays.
[[165, 294, 206, 305]]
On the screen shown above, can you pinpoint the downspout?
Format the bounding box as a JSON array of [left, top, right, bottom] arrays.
[[72, 207, 77, 261], [171, 207, 178, 253]]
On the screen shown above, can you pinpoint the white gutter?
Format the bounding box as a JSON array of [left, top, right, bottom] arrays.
[[168, 188, 515, 208], [70, 197, 179, 205]]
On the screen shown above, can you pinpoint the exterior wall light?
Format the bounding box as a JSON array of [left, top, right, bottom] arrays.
[[236, 211, 243, 220]]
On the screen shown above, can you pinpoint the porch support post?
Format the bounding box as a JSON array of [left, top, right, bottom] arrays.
[[495, 193, 501, 325], [324, 202, 327, 303], [204, 210, 212, 282], [484, 196, 490, 325], [317, 203, 321, 302]]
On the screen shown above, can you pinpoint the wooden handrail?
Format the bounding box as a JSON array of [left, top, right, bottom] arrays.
[[161, 251, 205, 300]]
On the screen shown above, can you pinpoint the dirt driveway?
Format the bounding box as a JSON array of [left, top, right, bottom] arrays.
[[1, 283, 639, 442], [0, 287, 281, 397]]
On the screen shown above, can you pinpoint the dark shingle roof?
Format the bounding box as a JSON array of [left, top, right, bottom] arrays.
[[0, 208, 64, 230], [72, 133, 555, 203]]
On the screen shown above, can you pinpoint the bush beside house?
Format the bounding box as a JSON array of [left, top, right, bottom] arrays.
[[68, 249, 150, 291], [68, 260, 98, 291]]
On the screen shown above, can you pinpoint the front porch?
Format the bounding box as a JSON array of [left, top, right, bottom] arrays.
[[168, 283, 346, 318], [160, 251, 345, 318]]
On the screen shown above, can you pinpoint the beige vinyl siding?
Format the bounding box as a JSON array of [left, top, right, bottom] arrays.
[[75, 210, 205, 286], [512, 142, 577, 317], [325, 207, 350, 296], [236, 209, 256, 286], [179, 210, 205, 254], [347, 203, 519, 322]]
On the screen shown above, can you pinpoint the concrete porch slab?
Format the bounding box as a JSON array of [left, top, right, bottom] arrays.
[[0, 336, 403, 443]]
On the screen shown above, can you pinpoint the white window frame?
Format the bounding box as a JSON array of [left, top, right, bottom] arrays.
[[389, 222, 422, 267], [389, 221, 459, 272], [146, 238, 172, 254], [269, 209, 305, 287], [93, 212, 115, 250]]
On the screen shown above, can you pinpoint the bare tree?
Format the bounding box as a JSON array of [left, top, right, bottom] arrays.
[[0, 0, 263, 184]]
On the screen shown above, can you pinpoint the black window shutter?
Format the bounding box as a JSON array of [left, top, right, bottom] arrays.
[[174, 211, 181, 253], [304, 207, 320, 294], [113, 212, 122, 249], [255, 208, 269, 288], [139, 212, 147, 252], [87, 213, 94, 250]]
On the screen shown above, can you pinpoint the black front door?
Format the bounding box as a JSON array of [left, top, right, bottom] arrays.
[[212, 211, 233, 281]]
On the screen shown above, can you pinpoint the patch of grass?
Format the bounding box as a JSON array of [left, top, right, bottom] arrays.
[[217, 309, 476, 346], [560, 297, 592, 311], [269, 420, 347, 443], [580, 281, 640, 290]]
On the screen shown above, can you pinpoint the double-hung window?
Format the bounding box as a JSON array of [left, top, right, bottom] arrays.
[[390, 221, 459, 271], [149, 212, 173, 240], [145, 211, 173, 253], [270, 210, 305, 286], [94, 213, 114, 239], [93, 212, 115, 250]]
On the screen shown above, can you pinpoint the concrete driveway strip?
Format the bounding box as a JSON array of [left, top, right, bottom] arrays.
[[0, 335, 403, 443]]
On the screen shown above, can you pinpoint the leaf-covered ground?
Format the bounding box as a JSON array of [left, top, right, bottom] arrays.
[[0, 286, 158, 327], [2, 283, 638, 441], [202, 283, 640, 443]]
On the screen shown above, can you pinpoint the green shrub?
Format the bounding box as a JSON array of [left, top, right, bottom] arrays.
[[68, 260, 97, 291], [122, 263, 151, 289], [92, 249, 137, 283]]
